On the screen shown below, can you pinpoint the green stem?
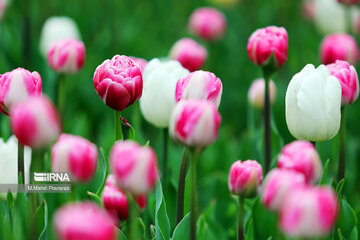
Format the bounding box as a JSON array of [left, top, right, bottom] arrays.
[[115, 111, 123, 141], [338, 107, 346, 182], [18, 142, 24, 184], [57, 74, 66, 118], [176, 148, 188, 224], [126, 192, 139, 240], [238, 197, 244, 240], [263, 72, 271, 174], [162, 128, 168, 185], [190, 149, 198, 240]]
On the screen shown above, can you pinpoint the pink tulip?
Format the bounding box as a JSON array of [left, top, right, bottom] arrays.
[[130, 57, 147, 73], [247, 26, 288, 69], [10, 96, 61, 148], [54, 202, 117, 240], [51, 134, 98, 182], [110, 140, 158, 195], [228, 160, 263, 198], [169, 38, 207, 72], [169, 99, 221, 148], [261, 169, 305, 211], [320, 33, 359, 65], [0, 68, 42, 114], [47, 39, 85, 73], [188, 7, 227, 40], [175, 70, 223, 108], [278, 140, 322, 184], [93, 55, 143, 111], [280, 187, 338, 237], [326, 60, 359, 105], [338, 0, 358, 4], [248, 78, 276, 109]]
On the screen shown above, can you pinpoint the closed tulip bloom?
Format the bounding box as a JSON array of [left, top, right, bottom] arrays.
[[130, 57, 147, 73], [110, 141, 158, 195], [326, 60, 359, 105], [169, 100, 221, 148], [0, 68, 42, 114], [93, 55, 143, 111], [278, 140, 323, 184], [51, 134, 98, 182], [314, 0, 346, 34], [10, 96, 61, 148], [248, 78, 276, 109], [285, 64, 341, 142], [170, 38, 208, 72], [140, 59, 189, 128], [54, 202, 116, 240], [228, 160, 263, 198], [47, 39, 85, 73], [261, 169, 305, 211], [247, 26, 288, 69], [188, 7, 227, 40], [338, 0, 358, 4], [175, 70, 223, 108], [280, 187, 338, 237], [320, 33, 359, 65]]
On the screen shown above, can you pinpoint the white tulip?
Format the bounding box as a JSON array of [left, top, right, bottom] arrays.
[[314, 0, 345, 34], [140, 58, 190, 128], [285, 64, 341, 142]]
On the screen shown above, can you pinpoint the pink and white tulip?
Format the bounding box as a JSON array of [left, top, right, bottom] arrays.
[[47, 39, 85, 73], [93, 55, 143, 111], [228, 160, 263, 198], [188, 7, 227, 41], [10, 96, 61, 149], [326, 60, 359, 105], [278, 140, 322, 184], [0, 68, 42, 115], [169, 38, 207, 72], [261, 169, 306, 211], [248, 78, 276, 109], [280, 187, 338, 237], [130, 57, 147, 73], [54, 202, 117, 240], [169, 99, 221, 148], [110, 141, 158, 195], [320, 33, 359, 65], [247, 26, 288, 69], [51, 134, 98, 182], [175, 70, 223, 108]]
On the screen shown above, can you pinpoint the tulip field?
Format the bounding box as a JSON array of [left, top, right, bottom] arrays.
[[2, 0, 360, 239]]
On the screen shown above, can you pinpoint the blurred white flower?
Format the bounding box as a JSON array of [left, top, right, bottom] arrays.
[[314, 0, 346, 34]]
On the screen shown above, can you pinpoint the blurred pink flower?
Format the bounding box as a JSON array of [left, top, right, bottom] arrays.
[[248, 78, 276, 109]]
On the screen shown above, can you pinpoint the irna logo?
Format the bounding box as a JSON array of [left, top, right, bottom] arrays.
[[34, 172, 71, 182]]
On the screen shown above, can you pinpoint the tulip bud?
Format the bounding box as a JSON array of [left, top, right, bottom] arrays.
[[93, 55, 143, 112], [228, 160, 263, 198], [110, 140, 158, 195], [47, 39, 85, 74], [169, 100, 221, 148], [130, 57, 147, 73], [338, 0, 358, 4], [320, 33, 359, 65], [10, 96, 61, 148], [188, 7, 227, 41], [169, 38, 208, 72], [247, 26, 288, 70], [0, 68, 42, 115], [326, 60, 359, 105], [248, 78, 276, 109], [40, 16, 81, 57], [261, 169, 305, 211], [54, 202, 117, 240], [175, 70, 223, 108], [278, 140, 322, 184], [140, 59, 189, 128], [285, 64, 341, 142], [280, 187, 338, 237], [314, 0, 346, 34], [51, 134, 98, 182]]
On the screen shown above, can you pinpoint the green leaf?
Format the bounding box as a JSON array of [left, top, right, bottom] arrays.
[[115, 226, 127, 240], [245, 218, 254, 240], [96, 147, 109, 196], [150, 224, 156, 239], [336, 179, 345, 198], [155, 181, 170, 240], [172, 213, 190, 240], [336, 199, 357, 239], [337, 228, 346, 240], [196, 215, 208, 240], [252, 197, 277, 240], [6, 191, 14, 212], [137, 217, 146, 240], [38, 200, 48, 240], [319, 159, 330, 185], [87, 191, 103, 206]]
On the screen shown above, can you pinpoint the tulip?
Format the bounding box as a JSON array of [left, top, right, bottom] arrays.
[[10, 95, 61, 149], [261, 169, 305, 211], [0, 68, 42, 115], [314, 0, 346, 34], [248, 78, 276, 109], [54, 202, 117, 240], [51, 134, 98, 182], [0, 0, 6, 21], [338, 0, 358, 4], [47, 39, 85, 74], [175, 70, 223, 108], [320, 33, 359, 65], [39, 16, 81, 57], [280, 187, 338, 237], [169, 38, 208, 72], [130, 57, 147, 73], [302, 0, 315, 20], [285, 64, 341, 142], [188, 7, 227, 41]]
